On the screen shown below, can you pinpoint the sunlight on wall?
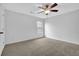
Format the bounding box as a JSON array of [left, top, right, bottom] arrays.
[[45, 22, 56, 37]]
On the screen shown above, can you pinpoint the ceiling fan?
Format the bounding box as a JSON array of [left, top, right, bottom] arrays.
[[31, 3, 58, 15]]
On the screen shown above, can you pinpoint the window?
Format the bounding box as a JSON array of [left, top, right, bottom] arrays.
[[36, 21, 43, 34], [36, 21, 43, 28]]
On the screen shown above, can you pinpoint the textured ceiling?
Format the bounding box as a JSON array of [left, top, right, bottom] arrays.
[[2, 3, 79, 18]]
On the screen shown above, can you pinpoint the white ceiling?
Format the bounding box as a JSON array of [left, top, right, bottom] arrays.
[[2, 3, 79, 18]]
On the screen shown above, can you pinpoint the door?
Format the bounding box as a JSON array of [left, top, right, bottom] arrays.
[[0, 4, 5, 55]]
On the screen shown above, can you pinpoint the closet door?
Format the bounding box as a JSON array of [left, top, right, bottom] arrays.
[[0, 4, 5, 55]]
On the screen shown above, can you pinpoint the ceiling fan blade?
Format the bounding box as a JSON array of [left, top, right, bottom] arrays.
[[45, 4, 49, 8], [37, 11, 44, 14], [30, 10, 44, 14], [38, 6, 45, 9], [51, 3, 58, 8], [50, 10, 58, 12]]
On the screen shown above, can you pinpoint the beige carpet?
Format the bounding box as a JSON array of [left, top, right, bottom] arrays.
[[2, 38, 79, 56]]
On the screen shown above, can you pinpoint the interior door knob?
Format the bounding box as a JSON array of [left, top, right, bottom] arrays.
[[0, 32, 3, 34]]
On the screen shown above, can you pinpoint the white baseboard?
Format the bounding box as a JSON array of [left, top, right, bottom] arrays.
[[6, 36, 79, 45], [46, 36, 79, 45], [6, 37, 44, 45]]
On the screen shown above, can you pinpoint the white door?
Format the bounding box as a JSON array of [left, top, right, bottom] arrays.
[[0, 4, 5, 55]]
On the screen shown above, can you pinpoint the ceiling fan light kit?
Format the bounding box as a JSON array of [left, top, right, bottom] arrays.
[[31, 3, 59, 15], [44, 10, 50, 15]]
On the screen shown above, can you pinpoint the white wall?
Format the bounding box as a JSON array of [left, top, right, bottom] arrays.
[[5, 10, 44, 44], [45, 10, 79, 44], [4, 7, 79, 45]]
